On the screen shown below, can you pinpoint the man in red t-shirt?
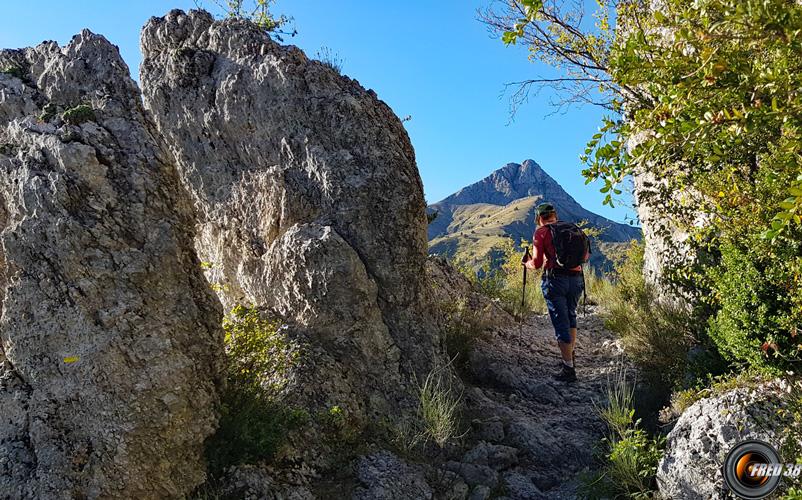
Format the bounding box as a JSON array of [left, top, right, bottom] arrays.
[[523, 203, 586, 382]]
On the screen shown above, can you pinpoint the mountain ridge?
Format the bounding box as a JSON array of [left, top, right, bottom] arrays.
[[427, 159, 641, 271]]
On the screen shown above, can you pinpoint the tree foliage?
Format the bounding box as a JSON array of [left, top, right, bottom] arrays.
[[491, 0, 802, 370]]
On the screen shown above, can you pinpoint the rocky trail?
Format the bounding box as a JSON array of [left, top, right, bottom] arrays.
[[351, 259, 631, 500], [457, 309, 626, 499]]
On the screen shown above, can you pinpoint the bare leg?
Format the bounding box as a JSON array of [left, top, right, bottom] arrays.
[[569, 327, 577, 361], [558, 341, 572, 365]]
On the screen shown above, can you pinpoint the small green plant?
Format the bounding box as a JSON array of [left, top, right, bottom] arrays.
[[416, 365, 463, 448], [661, 368, 767, 423], [205, 305, 305, 476], [39, 103, 57, 122], [62, 104, 95, 125], [583, 362, 664, 498], [782, 487, 802, 500], [315, 46, 344, 74], [317, 404, 361, 445], [0, 65, 24, 79], [199, 0, 296, 39]]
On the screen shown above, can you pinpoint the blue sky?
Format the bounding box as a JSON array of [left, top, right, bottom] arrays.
[[0, 1, 636, 224]]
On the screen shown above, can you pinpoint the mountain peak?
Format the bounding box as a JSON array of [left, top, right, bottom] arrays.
[[429, 158, 640, 244]]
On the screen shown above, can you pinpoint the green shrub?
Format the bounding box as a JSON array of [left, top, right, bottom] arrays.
[[584, 269, 616, 308], [454, 238, 546, 317], [205, 305, 305, 476], [662, 370, 766, 423], [39, 103, 57, 122], [62, 104, 95, 125], [583, 363, 664, 499], [706, 239, 802, 372]]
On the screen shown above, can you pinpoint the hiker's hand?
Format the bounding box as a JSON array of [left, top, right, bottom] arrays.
[[523, 259, 537, 270]]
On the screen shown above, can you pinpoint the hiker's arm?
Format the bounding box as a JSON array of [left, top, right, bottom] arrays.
[[529, 243, 544, 269], [527, 229, 545, 270]]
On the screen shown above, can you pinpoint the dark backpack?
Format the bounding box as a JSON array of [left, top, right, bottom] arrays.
[[548, 221, 590, 269]]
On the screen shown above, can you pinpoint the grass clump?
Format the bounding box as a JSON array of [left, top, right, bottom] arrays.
[[393, 365, 464, 452], [315, 46, 344, 74], [62, 104, 95, 125], [601, 241, 694, 386], [205, 305, 306, 476], [439, 297, 491, 373], [417, 366, 463, 447], [583, 362, 664, 499]]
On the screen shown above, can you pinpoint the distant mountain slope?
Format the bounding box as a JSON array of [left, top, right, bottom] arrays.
[[428, 159, 641, 272]]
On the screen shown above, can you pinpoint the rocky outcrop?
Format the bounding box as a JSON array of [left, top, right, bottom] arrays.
[[657, 384, 789, 499], [0, 32, 223, 498], [139, 7, 442, 456]]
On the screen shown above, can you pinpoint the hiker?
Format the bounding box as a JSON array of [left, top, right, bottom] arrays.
[[522, 203, 589, 382]]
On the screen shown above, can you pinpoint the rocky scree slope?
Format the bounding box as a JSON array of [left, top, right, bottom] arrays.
[[140, 9, 447, 469], [0, 32, 223, 498]]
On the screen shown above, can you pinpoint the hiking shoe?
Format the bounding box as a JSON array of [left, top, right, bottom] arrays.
[[556, 353, 576, 370], [554, 364, 577, 383]]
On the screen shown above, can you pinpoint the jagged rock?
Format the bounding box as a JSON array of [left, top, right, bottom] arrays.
[[501, 471, 543, 499], [220, 465, 315, 500], [471, 417, 506, 444], [0, 32, 222, 498], [353, 451, 433, 500], [426, 256, 512, 328], [443, 461, 500, 489], [139, 9, 442, 442], [462, 442, 519, 471], [468, 485, 492, 500], [657, 384, 789, 499]]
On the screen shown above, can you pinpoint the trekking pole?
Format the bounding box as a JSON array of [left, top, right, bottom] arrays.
[[520, 247, 531, 333]]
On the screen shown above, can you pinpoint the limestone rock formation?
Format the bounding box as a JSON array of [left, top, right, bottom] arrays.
[[139, 7, 442, 446], [0, 32, 223, 498], [657, 384, 789, 499]]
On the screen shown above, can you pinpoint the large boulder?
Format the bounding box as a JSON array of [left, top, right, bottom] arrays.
[[140, 10, 442, 427], [0, 32, 223, 498], [657, 383, 789, 499]]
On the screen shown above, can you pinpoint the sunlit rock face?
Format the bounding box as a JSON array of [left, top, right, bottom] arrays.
[[0, 31, 223, 498], [140, 8, 445, 459], [657, 384, 789, 499]]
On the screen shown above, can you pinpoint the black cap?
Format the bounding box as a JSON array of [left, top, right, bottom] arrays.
[[536, 202, 556, 216]]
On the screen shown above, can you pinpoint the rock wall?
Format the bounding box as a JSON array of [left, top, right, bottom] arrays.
[[139, 8, 442, 435], [657, 384, 789, 499], [0, 32, 223, 498]]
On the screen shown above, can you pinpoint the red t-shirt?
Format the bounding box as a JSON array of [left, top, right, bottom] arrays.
[[532, 223, 583, 271]]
